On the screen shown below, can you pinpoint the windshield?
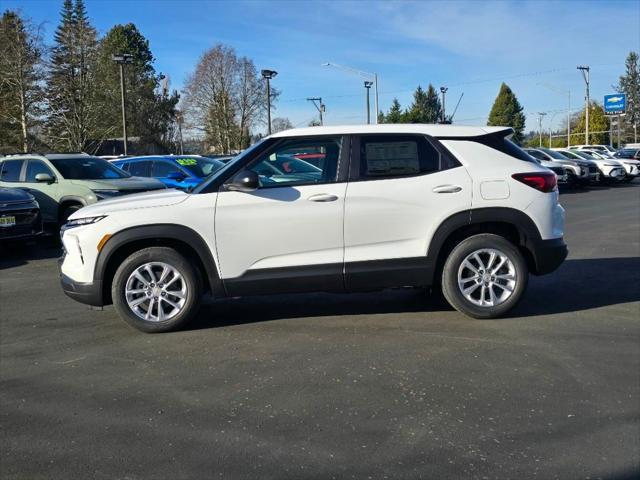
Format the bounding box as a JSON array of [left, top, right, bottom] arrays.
[[174, 156, 225, 177], [191, 138, 269, 193], [49, 156, 129, 179], [572, 150, 596, 160], [538, 148, 568, 160]]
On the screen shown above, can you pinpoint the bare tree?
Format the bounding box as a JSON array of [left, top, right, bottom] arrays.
[[271, 117, 293, 133], [182, 44, 275, 153], [0, 11, 45, 152]]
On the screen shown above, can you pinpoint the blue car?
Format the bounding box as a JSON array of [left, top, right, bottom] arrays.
[[112, 155, 226, 191]]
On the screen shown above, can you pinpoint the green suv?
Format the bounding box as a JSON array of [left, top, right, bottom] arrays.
[[0, 153, 166, 226]]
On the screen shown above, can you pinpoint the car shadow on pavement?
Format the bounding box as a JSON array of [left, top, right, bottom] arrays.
[[0, 239, 61, 270], [191, 257, 639, 329], [515, 257, 640, 317], [192, 287, 449, 330]]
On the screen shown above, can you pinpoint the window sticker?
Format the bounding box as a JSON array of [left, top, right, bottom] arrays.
[[176, 158, 198, 166], [365, 141, 419, 176]]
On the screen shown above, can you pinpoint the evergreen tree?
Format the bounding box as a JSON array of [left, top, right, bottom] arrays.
[[0, 11, 45, 152], [407, 84, 441, 123], [384, 98, 405, 123], [575, 102, 610, 145], [46, 0, 99, 151], [615, 51, 639, 143], [93, 23, 179, 152], [487, 83, 526, 144]]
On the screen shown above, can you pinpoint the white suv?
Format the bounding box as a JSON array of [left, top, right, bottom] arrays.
[[59, 125, 567, 332]]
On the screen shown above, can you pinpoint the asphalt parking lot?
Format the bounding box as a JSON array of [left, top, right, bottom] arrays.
[[1, 184, 639, 480]]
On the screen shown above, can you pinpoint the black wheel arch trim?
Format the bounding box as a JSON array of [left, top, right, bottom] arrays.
[[426, 207, 566, 278], [94, 224, 224, 303], [59, 195, 88, 209]]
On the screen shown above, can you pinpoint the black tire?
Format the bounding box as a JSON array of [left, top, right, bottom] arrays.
[[441, 234, 528, 319], [111, 247, 202, 332]]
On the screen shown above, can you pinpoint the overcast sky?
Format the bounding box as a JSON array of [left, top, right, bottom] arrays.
[[5, 0, 640, 132]]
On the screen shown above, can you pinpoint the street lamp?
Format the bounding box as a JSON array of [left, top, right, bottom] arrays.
[[537, 112, 547, 147], [440, 86, 449, 124], [261, 69, 278, 135], [577, 65, 590, 144], [112, 53, 134, 155], [323, 62, 379, 124], [364, 81, 373, 124], [175, 110, 184, 155], [538, 82, 571, 147]]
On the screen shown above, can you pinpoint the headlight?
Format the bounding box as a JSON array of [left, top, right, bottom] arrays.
[[93, 189, 121, 200], [64, 216, 107, 229]]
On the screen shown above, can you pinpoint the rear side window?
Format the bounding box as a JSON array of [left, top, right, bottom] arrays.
[[0, 160, 24, 182], [128, 161, 151, 177], [358, 135, 441, 179], [152, 160, 181, 177]]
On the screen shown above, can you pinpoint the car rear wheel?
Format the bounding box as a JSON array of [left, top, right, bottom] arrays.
[[442, 234, 528, 319], [112, 247, 202, 332]]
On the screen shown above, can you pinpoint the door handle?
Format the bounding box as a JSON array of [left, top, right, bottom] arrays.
[[307, 193, 338, 202], [432, 185, 462, 193]]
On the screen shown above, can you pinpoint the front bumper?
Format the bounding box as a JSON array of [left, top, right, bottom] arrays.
[[531, 238, 568, 275], [59, 257, 104, 306]]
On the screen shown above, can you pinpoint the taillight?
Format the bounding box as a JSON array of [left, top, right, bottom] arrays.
[[512, 172, 557, 192]]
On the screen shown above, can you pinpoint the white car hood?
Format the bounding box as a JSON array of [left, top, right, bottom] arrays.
[[70, 189, 189, 219]]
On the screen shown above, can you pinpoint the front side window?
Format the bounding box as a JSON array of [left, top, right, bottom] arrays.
[[358, 135, 439, 179], [0, 160, 24, 182], [247, 136, 342, 188], [25, 160, 55, 182], [48, 156, 129, 180]]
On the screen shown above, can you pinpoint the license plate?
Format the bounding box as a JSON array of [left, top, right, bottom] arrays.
[[0, 216, 16, 228]]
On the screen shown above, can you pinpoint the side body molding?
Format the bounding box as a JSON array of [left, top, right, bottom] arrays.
[[95, 224, 224, 301]]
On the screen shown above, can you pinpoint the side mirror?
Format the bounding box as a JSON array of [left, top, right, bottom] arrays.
[[167, 171, 187, 181], [35, 173, 55, 184], [225, 170, 259, 192]]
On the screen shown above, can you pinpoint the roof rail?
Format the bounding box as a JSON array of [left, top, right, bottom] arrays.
[[0, 151, 46, 157]]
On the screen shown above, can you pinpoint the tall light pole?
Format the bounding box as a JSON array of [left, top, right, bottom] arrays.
[[261, 69, 278, 135], [548, 111, 560, 147], [112, 53, 134, 155], [176, 110, 184, 155], [537, 112, 547, 147], [364, 81, 373, 124], [538, 82, 571, 147], [440, 86, 448, 123], [323, 62, 379, 124], [306, 97, 325, 125], [577, 65, 590, 144]]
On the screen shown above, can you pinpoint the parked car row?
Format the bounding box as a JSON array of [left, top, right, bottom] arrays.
[[523, 145, 639, 187]]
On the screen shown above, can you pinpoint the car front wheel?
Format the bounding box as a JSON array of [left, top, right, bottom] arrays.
[[442, 234, 528, 319], [112, 247, 202, 332]]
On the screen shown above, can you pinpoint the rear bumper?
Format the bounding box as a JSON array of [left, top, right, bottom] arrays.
[[531, 238, 568, 275], [59, 257, 104, 306]]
